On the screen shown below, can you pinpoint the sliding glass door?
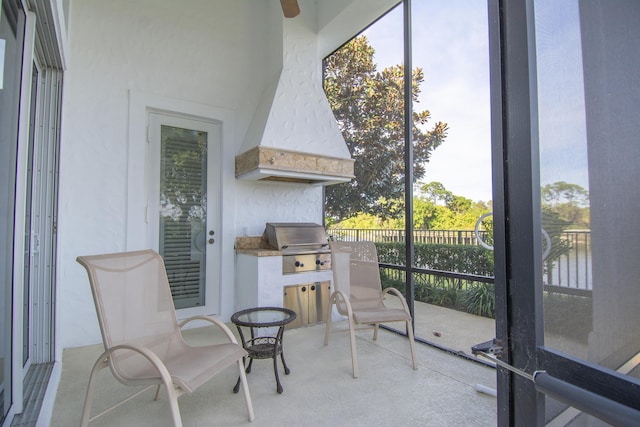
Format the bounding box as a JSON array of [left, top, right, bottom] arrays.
[[491, 0, 640, 424], [0, 0, 25, 422]]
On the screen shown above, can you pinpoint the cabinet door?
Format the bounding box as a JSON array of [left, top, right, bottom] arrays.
[[284, 281, 331, 328], [309, 281, 331, 324], [283, 284, 306, 328]]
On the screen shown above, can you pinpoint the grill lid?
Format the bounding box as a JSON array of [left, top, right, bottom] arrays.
[[263, 223, 329, 253]]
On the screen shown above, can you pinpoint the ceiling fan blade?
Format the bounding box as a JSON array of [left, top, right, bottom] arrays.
[[280, 0, 300, 18]]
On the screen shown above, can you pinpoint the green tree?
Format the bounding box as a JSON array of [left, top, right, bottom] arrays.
[[335, 183, 491, 231], [331, 212, 388, 229], [412, 182, 490, 230], [412, 197, 438, 229], [541, 181, 590, 228], [323, 36, 448, 221], [419, 181, 454, 205], [542, 181, 589, 206], [448, 195, 472, 214]]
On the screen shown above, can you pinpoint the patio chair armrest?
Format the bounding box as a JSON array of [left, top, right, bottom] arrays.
[[382, 287, 411, 314], [179, 315, 239, 344], [101, 343, 175, 387], [329, 290, 353, 317]]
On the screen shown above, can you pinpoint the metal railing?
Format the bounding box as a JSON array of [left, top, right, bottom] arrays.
[[544, 230, 591, 290], [328, 228, 592, 290], [328, 228, 490, 245]]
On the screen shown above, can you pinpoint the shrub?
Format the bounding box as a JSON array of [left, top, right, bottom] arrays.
[[374, 241, 496, 318], [459, 283, 496, 318], [376, 242, 494, 276], [422, 286, 459, 308]]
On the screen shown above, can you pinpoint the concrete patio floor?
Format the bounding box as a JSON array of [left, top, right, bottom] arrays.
[[49, 307, 497, 427], [395, 301, 496, 356]]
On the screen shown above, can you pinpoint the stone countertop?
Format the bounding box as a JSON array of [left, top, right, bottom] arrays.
[[235, 236, 282, 257], [236, 248, 282, 257]]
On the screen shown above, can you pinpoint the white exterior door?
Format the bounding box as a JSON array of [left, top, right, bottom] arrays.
[[148, 113, 221, 312]]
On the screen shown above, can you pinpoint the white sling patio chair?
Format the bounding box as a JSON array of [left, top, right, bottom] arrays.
[[76, 249, 254, 426], [324, 241, 418, 378]]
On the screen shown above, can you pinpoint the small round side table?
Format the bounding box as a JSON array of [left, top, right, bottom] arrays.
[[231, 306, 297, 394]]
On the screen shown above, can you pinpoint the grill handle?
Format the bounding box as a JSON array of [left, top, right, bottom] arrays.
[[281, 243, 329, 249]]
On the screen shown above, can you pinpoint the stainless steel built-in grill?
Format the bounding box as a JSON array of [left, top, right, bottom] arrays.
[[263, 222, 331, 274]]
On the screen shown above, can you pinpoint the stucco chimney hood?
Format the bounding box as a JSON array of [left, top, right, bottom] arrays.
[[235, 6, 354, 186]]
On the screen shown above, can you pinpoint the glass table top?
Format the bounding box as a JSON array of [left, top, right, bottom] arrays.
[[232, 307, 296, 327]]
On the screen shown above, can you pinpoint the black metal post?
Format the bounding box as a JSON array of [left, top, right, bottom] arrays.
[[489, 0, 544, 425], [403, 0, 415, 323]]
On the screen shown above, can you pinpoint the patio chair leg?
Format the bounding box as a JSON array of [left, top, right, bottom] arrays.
[[80, 358, 105, 427], [324, 301, 333, 346], [348, 317, 359, 378], [154, 384, 162, 401], [237, 359, 256, 421], [373, 323, 379, 340], [407, 320, 418, 370], [164, 381, 183, 427]]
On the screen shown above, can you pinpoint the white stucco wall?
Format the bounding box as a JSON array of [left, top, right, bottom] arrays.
[[58, 0, 292, 348], [56, 0, 396, 349], [58, 0, 312, 349]]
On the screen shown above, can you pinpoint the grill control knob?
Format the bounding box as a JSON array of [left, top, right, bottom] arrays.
[[295, 261, 304, 267]]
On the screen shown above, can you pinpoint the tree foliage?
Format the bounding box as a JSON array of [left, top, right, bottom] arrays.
[[323, 35, 448, 220], [412, 183, 490, 230], [541, 181, 590, 228], [331, 181, 491, 231], [539, 181, 590, 281]]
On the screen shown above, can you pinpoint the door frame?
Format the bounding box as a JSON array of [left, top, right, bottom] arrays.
[[8, 1, 63, 420], [8, 5, 34, 419], [126, 92, 237, 319]]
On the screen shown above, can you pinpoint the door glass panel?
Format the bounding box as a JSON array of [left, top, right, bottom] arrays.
[[159, 125, 207, 309], [22, 64, 38, 367], [409, 0, 493, 353], [535, 0, 640, 424], [535, 0, 591, 361], [324, 1, 494, 355], [323, 4, 408, 325], [0, 0, 25, 421]]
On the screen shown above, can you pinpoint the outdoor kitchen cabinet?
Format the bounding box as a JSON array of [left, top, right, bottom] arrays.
[[283, 281, 331, 328]]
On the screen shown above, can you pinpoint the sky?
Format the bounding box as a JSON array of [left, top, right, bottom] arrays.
[[364, 0, 493, 202], [361, 0, 588, 204], [533, 0, 589, 194]]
